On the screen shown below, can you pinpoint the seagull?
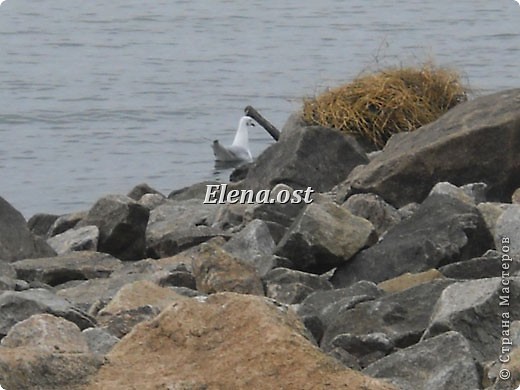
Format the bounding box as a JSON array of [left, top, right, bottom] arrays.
[[211, 116, 255, 162]]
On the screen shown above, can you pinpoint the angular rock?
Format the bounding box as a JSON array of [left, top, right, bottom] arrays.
[[513, 187, 520, 204], [82, 327, 120, 355], [364, 331, 480, 390], [168, 180, 220, 201], [126, 182, 164, 201], [423, 277, 520, 362], [297, 281, 384, 343], [342, 193, 401, 237], [47, 210, 87, 237], [137, 193, 166, 210], [495, 205, 520, 257], [0, 313, 102, 390], [240, 114, 369, 193], [0, 288, 95, 338], [146, 199, 222, 258], [263, 267, 332, 304], [191, 242, 264, 296], [27, 213, 59, 237], [84, 293, 396, 390], [223, 219, 276, 276], [46, 225, 99, 254], [77, 194, 149, 260], [321, 279, 455, 357], [331, 193, 494, 287], [0, 196, 56, 262], [331, 332, 395, 367], [275, 200, 377, 274], [12, 251, 123, 286], [439, 250, 520, 279], [341, 88, 520, 207]]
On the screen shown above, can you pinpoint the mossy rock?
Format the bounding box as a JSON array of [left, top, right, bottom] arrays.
[[302, 63, 468, 149]]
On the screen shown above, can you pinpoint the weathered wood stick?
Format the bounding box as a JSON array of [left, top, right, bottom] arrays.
[[244, 105, 280, 141]]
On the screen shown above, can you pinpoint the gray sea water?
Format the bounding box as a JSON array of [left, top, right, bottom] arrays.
[[1, 0, 519, 217]]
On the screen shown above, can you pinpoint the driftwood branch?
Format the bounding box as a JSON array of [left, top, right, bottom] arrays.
[[244, 106, 280, 141]]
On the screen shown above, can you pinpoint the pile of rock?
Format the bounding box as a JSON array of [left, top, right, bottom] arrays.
[[1, 89, 520, 389]]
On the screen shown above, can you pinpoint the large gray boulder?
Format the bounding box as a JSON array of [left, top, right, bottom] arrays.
[[364, 331, 481, 390], [339, 89, 520, 207], [0, 196, 56, 262], [275, 200, 377, 274], [0, 288, 95, 338], [331, 193, 493, 287], [77, 195, 149, 260], [46, 225, 99, 254], [423, 277, 520, 363], [12, 251, 123, 287], [240, 114, 369, 193]]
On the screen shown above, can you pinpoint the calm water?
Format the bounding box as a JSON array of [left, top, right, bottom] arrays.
[[0, 0, 519, 217]]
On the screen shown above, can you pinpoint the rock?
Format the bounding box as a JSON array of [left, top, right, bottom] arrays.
[[263, 267, 332, 304], [46, 225, 99, 254], [460, 182, 488, 204], [191, 242, 264, 296], [84, 292, 396, 390], [330, 332, 395, 367], [12, 251, 123, 287], [439, 250, 520, 279], [168, 180, 220, 201], [27, 213, 59, 237], [137, 193, 166, 210], [146, 199, 222, 258], [321, 279, 455, 359], [77, 195, 149, 260], [154, 269, 196, 289], [484, 347, 520, 389], [331, 193, 493, 288], [513, 188, 520, 204], [223, 219, 276, 276], [211, 202, 248, 230], [477, 202, 513, 237], [429, 181, 476, 204], [340, 88, 520, 207], [82, 327, 120, 355], [0, 288, 95, 338], [297, 281, 385, 343], [377, 269, 445, 293], [127, 182, 164, 201], [240, 114, 369, 193], [422, 277, 520, 363], [47, 211, 87, 237], [0, 196, 56, 262], [0, 313, 102, 390], [495, 205, 520, 257], [0, 263, 17, 291], [275, 200, 377, 274], [342, 193, 401, 237], [364, 331, 481, 390]]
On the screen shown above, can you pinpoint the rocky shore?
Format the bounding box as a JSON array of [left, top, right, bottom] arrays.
[[1, 88, 520, 389]]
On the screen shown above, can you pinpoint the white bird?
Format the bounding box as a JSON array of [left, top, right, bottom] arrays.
[[211, 116, 255, 162]]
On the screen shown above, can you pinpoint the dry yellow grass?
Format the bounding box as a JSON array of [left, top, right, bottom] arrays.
[[302, 63, 468, 149]]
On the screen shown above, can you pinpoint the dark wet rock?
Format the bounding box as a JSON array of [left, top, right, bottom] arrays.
[[0, 313, 102, 390], [275, 200, 376, 274], [240, 114, 369, 193], [331, 193, 494, 288], [82, 327, 120, 355], [297, 281, 384, 343], [27, 213, 59, 237], [223, 219, 276, 276], [47, 210, 87, 237], [146, 199, 223, 258], [77, 194, 150, 261], [342, 193, 401, 237], [127, 182, 164, 201], [12, 251, 123, 287], [439, 250, 520, 279], [263, 267, 332, 304], [191, 241, 264, 296], [0, 288, 96, 338], [168, 180, 220, 201], [338, 88, 520, 207], [321, 279, 455, 361], [364, 331, 480, 390], [422, 277, 520, 363], [0, 196, 56, 263], [47, 225, 99, 254]]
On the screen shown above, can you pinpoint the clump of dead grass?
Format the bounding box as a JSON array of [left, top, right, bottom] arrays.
[[302, 63, 468, 149]]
